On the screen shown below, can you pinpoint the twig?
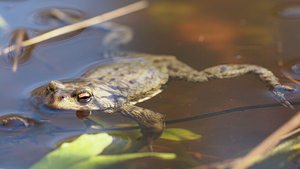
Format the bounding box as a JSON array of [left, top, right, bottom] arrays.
[[0, 0, 148, 55], [232, 110, 300, 169]]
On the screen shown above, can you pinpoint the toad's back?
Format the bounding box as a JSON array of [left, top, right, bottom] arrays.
[[80, 56, 170, 103]]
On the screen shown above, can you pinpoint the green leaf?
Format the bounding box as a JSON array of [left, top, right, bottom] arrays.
[[30, 133, 113, 169], [30, 133, 176, 169], [71, 153, 176, 169], [161, 128, 201, 141]]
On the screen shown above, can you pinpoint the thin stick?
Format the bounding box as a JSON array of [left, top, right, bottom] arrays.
[[0, 0, 148, 55], [232, 110, 300, 169], [281, 127, 300, 140]]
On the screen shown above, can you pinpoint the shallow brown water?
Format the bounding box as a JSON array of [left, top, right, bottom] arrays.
[[0, 0, 300, 168]]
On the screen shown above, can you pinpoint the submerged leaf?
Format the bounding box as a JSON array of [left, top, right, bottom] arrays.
[[30, 133, 113, 169], [30, 132, 176, 169], [161, 128, 201, 141], [72, 153, 176, 169]]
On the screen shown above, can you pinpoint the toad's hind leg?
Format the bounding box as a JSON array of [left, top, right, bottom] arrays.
[[119, 105, 165, 151], [165, 58, 294, 108]]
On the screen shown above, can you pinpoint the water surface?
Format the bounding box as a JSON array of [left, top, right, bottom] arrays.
[[0, 0, 299, 168]]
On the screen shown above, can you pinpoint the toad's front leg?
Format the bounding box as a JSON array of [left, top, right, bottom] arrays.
[[119, 104, 165, 151]]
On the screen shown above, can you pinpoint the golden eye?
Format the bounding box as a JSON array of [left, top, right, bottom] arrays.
[[77, 91, 92, 103]]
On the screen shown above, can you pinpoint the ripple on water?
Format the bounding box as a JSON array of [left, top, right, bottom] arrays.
[[0, 28, 40, 69], [275, 3, 300, 19], [282, 59, 300, 80], [33, 7, 85, 26], [27, 7, 87, 44], [291, 62, 300, 74], [0, 114, 35, 131], [7, 28, 38, 63]]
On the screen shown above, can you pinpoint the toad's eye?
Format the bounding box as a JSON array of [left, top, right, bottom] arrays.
[[77, 91, 92, 104]]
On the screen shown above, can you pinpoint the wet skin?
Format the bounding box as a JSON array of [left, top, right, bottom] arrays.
[[31, 53, 294, 150]]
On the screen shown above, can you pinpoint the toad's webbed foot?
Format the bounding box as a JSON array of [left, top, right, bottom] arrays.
[[120, 105, 165, 151], [272, 85, 295, 109]]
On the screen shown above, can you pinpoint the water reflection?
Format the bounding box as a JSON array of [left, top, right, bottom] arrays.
[[7, 28, 36, 70], [0, 0, 299, 168], [275, 2, 300, 19], [291, 62, 300, 75], [0, 114, 34, 130], [281, 59, 300, 81], [34, 7, 85, 26], [76, 110, 91, 119]]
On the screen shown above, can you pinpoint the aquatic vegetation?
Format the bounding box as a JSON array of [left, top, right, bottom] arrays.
[[30, 133, 176, 169]]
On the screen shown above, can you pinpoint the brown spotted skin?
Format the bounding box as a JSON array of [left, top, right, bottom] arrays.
[[31, 53, 293, 150]]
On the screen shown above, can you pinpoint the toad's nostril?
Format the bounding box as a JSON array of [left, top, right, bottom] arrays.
[[60, 95, 65, 100]]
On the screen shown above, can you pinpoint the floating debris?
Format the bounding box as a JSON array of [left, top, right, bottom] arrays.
[[7, 28, 36, 72], [0, 114, 35, 130], [0, 0, 148, 56]]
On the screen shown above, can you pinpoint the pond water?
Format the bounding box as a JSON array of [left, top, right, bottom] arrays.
[[0, 0, 299, 168]]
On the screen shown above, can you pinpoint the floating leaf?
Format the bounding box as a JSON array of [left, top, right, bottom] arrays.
[[71, 153, 176, 169], [161, 128, 201, 141], [30, 133, 176, 169], [30, 133, 113, 169]]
